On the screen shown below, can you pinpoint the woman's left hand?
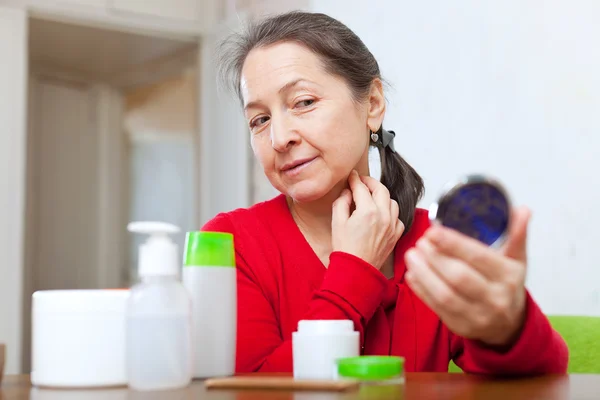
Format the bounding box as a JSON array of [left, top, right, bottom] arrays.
[[405, 206, 531, 347]]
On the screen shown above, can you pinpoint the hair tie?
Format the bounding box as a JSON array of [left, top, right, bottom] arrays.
[[381, 128, 396, 151]]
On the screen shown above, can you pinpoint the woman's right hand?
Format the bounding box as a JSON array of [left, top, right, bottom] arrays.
[[332, 170, 404, 270]]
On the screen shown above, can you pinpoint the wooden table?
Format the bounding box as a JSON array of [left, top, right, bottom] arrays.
[[1, 373, 599, 400]]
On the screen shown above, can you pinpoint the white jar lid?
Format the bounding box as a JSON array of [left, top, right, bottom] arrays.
[[297, 320, 354, 335], [32, 290, 129, 314]]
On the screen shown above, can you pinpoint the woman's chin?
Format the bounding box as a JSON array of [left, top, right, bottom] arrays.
[[284, 181, 330, 204]]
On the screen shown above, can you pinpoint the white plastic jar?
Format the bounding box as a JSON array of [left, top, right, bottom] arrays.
[[31, 289, 129, 388], [292, 319, 359, 380]]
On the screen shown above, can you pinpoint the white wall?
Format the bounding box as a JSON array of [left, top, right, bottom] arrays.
[[124, 72, 198, 283], [198, 28, 251, 225], [0, 6, 27, 375], [311, 0, 600, 316], [127, 139, 196, 282]]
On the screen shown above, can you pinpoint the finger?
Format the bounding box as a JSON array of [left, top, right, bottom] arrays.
[[391, 200, 403, 238], [332, 189, 352, 229], [348, 170, 375, 210], [360, 175, 391, 212], [358, 175, 380, 193], [405, 248, 472, 320], [415, 238, 489, 301], [390, 199, 400, 222], [425, 225, 508, 281], [501, 206, 531, 262], [390, 199, 400, 228], [395, 218, 405, 238]]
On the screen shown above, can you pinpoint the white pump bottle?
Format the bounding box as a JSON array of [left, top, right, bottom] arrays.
[[126, 221, 193, 391]]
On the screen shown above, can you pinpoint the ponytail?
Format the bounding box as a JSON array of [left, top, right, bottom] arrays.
[[378, 143, 424, 234]]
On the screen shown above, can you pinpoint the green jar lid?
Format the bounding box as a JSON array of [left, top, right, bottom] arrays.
[[184, 232, 235, 267], [337, 356, 404, 380]]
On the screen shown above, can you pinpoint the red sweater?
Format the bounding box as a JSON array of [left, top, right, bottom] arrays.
[[201, 194, 568, 375]]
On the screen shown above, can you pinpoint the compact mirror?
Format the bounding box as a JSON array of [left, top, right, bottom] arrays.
[[428, 175, 511, 247]]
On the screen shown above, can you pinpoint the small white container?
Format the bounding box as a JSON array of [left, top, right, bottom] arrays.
[[292, 320, 359, 380], [31, 289, 129, 388]]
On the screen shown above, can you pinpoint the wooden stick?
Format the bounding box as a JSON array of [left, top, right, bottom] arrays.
[[204, 376, 359, 392]]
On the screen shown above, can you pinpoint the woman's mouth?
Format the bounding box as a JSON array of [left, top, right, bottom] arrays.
[[281, 157, 317, 177]]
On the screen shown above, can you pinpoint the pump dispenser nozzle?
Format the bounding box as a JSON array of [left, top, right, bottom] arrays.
[[127, 221, 180, 277]]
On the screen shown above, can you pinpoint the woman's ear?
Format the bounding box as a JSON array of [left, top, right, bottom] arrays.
[[367, 78, 386, 132]]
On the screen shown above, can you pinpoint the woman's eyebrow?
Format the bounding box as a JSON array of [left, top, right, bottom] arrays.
[[278, 78, 313, 95], [244, 79, 317, 111], [244, 100, 263, 112]]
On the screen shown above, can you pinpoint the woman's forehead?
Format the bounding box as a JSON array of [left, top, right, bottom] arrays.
[[240, 42, 327, 103]]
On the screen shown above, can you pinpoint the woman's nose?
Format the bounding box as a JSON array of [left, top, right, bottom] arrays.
[[270, 118, 300, 152]]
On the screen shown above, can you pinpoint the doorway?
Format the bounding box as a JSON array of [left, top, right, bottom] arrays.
[[23, 17, 200, 372]]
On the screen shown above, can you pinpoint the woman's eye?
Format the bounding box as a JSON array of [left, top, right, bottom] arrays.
[[250, 116, 270, 129], [295, 99, 315, 108]]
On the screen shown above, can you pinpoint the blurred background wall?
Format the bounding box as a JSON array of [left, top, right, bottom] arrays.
[[0, 0, 597, 374]]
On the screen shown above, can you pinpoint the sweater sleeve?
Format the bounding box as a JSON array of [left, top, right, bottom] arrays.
[[450, 290, 569, 375], [201, 214, 388, 373]]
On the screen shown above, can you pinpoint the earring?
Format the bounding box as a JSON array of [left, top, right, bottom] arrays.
[[370, 131, 379, 143]]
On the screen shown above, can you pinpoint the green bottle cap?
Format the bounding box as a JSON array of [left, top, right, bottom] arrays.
[[183, 232, 235, 267], [336, 356, 404, 380]]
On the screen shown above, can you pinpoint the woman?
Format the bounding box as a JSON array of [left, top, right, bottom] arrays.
[[203, 11, 568, 375]]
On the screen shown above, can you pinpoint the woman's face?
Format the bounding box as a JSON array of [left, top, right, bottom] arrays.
[[240, 41, 384, 203]]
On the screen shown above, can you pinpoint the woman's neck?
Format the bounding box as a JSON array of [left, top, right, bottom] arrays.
[[287, 181, 346, 249], [285, 152, 371, 260], [286, 165, 369, 265]]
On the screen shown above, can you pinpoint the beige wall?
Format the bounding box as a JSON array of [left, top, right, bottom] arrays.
[[124, 70, 198, 141]]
